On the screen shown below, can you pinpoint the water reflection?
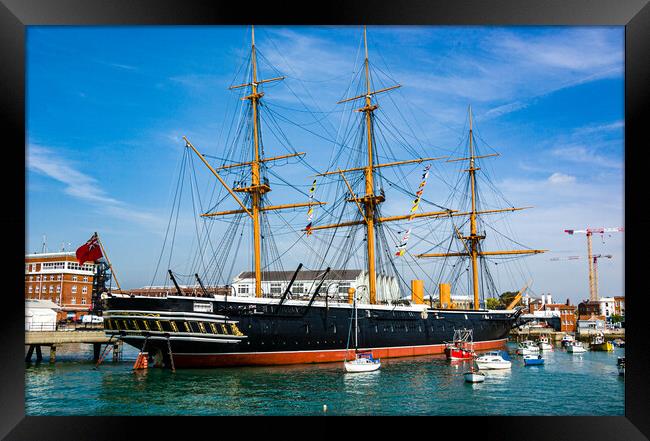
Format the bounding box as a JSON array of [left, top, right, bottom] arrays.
[[26, 343, 624, 416]]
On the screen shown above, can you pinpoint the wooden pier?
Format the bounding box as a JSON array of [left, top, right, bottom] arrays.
[[25, 330, 122, 363], [510, 327, 625, 342], [510, 328, 566, 342]]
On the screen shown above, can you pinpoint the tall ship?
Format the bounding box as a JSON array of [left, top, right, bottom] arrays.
[[102, 26, 545, 368]]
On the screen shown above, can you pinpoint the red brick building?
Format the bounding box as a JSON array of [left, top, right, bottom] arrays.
[[543, 303, 577, 332], [25, 252, 97, 321]]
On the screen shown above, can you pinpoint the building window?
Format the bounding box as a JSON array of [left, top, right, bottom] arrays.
[[83, 276, 89, 282], [270, 283, 282, 295], [35, 286, 40, 293], [49, 285, 54, 293], [81, 297, 87, 305], [56, 285, 60, 292], [71, 297, 76, 304], [292, 283, 305, 295], [72, 275, 78, 282], [29, 276, 33, 281], [82, 286, 88, 294], [72, 285, 77, 293], [237, 285, 249, 295], [338, 282, 351, 294], [28, 286, 33, 293]]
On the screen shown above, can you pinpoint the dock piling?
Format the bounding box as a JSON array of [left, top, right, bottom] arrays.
[[25, 345, 35, 362], [49, 345, 56, 364], [93, 343, 101, 361], [112, 341, 122, 362]]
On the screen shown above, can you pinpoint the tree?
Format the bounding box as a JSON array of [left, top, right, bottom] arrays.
[[486, 297, 502, 310], [499, 291, 519, 308], [610, 314, 623, 324]]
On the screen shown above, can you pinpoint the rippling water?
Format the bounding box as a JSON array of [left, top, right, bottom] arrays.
[[25, 342, 624, 416]]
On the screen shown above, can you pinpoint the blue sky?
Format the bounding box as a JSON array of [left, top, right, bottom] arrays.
[[26, 26, 624, 304]]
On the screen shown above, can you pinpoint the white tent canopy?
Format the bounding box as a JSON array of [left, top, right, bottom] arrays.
[[25, 299, 61, 331]]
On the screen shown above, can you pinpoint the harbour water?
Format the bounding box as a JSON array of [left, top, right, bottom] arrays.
[[25, 342, 624, 416]]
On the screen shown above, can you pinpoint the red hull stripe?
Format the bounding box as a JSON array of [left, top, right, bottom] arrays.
[[172, 338, 507, 367]]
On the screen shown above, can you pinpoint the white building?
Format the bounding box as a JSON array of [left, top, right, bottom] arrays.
[[25, 299, 61, 331], [597, 297, 616, 319], [231, 269, 401, 304]]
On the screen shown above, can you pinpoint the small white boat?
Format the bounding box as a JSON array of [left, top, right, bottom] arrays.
[[537, 335, 553, 351], [464, 369, 486, 383], [516, 341, 540, 355], [475, 351, 512, 370], [566, 341, 587, 353], [343, 291, 381, 373], [561, 334, 575, 347], [344, 352, 381, 373]]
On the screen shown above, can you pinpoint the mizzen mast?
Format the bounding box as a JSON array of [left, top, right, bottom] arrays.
[[417, 106, 546, 310]]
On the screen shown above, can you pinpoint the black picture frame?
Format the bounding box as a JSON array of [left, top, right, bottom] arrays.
[[2, 0, 647, 439]]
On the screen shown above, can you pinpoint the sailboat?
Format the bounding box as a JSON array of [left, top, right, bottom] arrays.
[[102, 26, 545, 369], [344, 290, 381, 372]]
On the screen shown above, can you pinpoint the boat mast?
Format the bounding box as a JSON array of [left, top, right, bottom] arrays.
[[249, 26, 265, 298], [361, 26, 379, 305], [467, 107, 481, 311], [354, 291, 358, 349], [417, 106, 546, 310], [184, 26, 328, 298], [310, 26, 454, 304]]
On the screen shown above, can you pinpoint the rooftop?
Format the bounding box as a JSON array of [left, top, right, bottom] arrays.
[[234, 269, 364, 282], [25, 251, 75, 258], [25, 299, 62, 310]]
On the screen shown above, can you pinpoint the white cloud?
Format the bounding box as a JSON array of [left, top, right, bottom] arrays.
[[27, 144, 161, 227], [550, 145, 623, 170], [548, 172, 576, 185]]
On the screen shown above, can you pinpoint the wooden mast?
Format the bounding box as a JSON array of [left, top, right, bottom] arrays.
[[362, 26, 379, 305], [467, 107, 481, 310], [417, 106, 546, 310], [309, 26, 460, 304], [249, 25, 264, 298], [185, 26, 328, 299]]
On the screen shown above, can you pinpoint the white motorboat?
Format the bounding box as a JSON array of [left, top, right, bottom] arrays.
[[537, 335, 553, 351], [475, 351, 512, 370], [464, 369, 486, 383], [566, 341, 587, 353], [561, 334, 575, 347], [516, 341, 540, 355]]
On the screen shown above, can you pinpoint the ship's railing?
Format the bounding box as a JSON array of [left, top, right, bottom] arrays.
[[25, 321, 104, 332], [25, 322, 57, 332]]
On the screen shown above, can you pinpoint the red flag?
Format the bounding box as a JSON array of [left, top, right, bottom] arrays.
[[76, 233, 103, 265]]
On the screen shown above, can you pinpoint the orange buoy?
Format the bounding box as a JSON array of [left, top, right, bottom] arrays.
[[133, 352, 149, 370]]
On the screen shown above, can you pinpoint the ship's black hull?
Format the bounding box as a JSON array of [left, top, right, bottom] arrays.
[[103, 295, 519, 367]]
